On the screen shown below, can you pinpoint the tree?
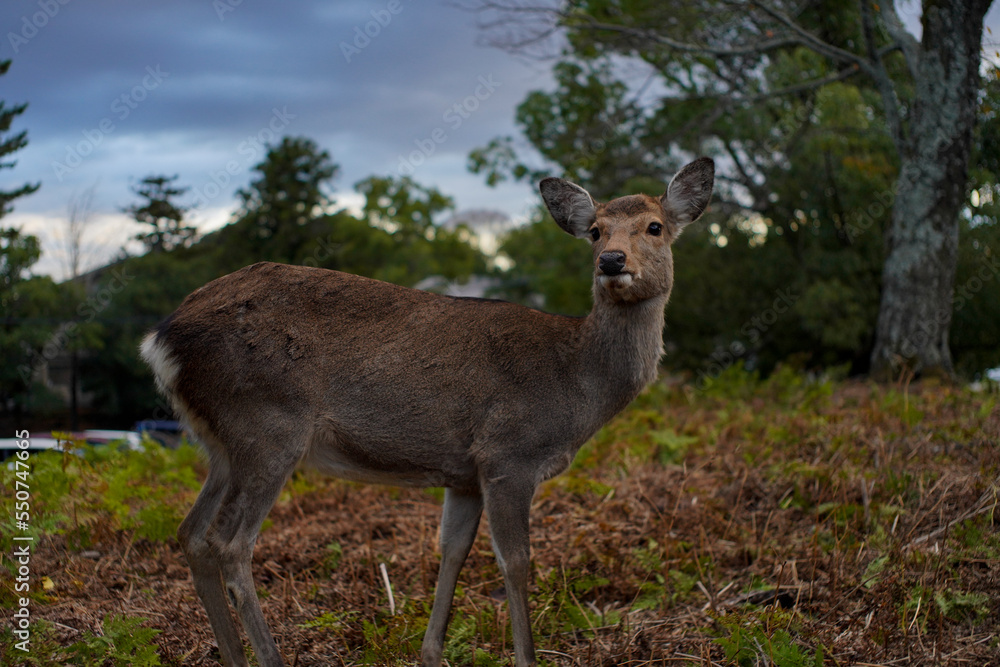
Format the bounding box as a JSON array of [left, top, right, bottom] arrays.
[[0, 58, 52, 421], [61, 185, 101, 426], [62, 184, 98, 280], [353, 175, 485, 285], [125, 175, 195, 253], [0, 229, 67, 420], [864, 1, 991, 379], [469, 61, 661, 200], [490, 205, 593, 316], [232, 136, 338, 262], [0, 59, 39, 217], [468, 0, 994, 379]]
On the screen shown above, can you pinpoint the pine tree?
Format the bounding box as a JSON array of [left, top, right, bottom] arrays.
[[234, 136, 338, 255], [0, 59, 39, 220], [125, 175, 195, 253], [0, 58, 48, 418]]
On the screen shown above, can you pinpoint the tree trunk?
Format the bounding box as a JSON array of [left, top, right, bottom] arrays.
[[870, 0, 992, 380], [70, 347, 79, 431]]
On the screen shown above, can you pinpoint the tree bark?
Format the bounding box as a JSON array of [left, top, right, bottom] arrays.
[[870, 0, 992, 380]]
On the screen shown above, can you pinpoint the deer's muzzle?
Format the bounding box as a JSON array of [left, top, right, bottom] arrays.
[[598, 251, 626, 276]]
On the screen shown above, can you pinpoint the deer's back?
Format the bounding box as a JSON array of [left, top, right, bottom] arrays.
[[155, 262, 591, 487]]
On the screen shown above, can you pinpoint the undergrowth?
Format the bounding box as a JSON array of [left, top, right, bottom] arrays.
[[1, 369, 997, 665], [0, 614, 162, 666]]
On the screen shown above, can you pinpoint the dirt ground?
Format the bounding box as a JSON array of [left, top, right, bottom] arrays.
[[5, 379, 999, 665]]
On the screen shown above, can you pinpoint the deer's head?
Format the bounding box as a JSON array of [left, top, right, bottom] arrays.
[[540, 157, 715, 305]]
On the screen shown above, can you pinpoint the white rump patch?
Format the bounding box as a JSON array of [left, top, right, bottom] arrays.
[[139, 332, 180, 396]]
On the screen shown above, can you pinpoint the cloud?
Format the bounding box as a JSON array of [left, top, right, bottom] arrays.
[[0, 0, 552, 274]]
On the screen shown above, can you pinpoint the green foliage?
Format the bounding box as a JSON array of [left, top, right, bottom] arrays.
[[0, 66, 55, 418], [357, 606, 426, 666], [0, 58, 40, 217], [321, 540, 343, 574], [0, 615, 161, 666], [64, 614, 162, 666], [299, 609, 359, 633], [714, 609, 824, 667], [231, 135, 338, 263], [491, 207, 592, 315], [470, 2, 999, 379], [876, 387, 926, 428], [904, 586, 991, 628], [0, 438, 203, 556], [695, 362, 838, 408], [532, 567, 620, 637], [469, 61, 658, 200], [351, 175, 485, 286], [0, 227, 75, 416], [951, 514, 1000, 561], [442, 606, 508, 667], [630, 539, 669, 611], [124, 175, 195, 253]]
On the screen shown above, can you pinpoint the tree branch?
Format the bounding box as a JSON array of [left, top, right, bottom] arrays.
[[735, 62, 863, 104], [860, 0, 906, 152], [879, 0, 920, 80], [750, 1, 871, 69], [572, 16, 802, 57]]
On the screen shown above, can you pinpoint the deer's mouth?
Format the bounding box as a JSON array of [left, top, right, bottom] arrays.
[[599, 272, 634, 289]]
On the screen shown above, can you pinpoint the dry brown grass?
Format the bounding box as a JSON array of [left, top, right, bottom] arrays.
[[3, 372, 998, 665]]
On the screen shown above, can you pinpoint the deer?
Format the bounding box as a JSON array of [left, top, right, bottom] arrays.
[[139, 157, 714, 666]]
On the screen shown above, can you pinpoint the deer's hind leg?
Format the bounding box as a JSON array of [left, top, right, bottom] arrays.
[[178, 453, 249, 667], [208, 428, 306, 667], [182, 415, 308, 667]]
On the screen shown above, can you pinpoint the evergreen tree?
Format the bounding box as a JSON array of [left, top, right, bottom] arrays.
[[232, 136, 338, 261], [0, 59, 39, 219], [125, 175, 195, 253], [0, 60, 56, 419]]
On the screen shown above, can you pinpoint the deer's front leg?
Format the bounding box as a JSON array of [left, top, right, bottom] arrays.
[[484, 475, 537, 666], [422, 487, 483, 667]]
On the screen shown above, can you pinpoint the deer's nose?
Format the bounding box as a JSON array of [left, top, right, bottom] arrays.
[[599, 251, 626, 276]]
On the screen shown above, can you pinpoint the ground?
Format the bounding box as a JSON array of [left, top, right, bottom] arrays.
[[2, 370, 998, 665]]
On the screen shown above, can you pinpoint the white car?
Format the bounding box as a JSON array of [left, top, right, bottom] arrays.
[[0, 430, 143, 464]]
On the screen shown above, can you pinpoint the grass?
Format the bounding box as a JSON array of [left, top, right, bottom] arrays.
[[1, 369, 997, 665]]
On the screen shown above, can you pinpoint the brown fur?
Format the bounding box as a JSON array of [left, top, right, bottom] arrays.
[[141, 157, 714, 667]]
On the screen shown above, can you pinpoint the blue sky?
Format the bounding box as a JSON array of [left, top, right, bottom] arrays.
[[2, 1, 998, 278], [1, 0, 556, 277]]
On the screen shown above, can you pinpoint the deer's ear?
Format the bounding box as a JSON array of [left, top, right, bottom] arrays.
[[540, 177, 596, 238], [662, 157, 715, 230]]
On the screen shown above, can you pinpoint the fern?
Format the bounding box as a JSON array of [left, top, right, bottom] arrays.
[[65, 614, 162, 666]]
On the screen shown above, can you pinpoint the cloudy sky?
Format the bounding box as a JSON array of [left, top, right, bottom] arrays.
[[1, 0, 558, 278], [2, 1, 998, 279]]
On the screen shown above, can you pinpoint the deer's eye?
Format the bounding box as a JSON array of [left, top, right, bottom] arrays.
[[589, 227, 600, 242], [647, 222, 663, 236]]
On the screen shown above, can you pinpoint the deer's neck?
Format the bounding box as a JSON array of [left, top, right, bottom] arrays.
[[579, 291, 668, 413]]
